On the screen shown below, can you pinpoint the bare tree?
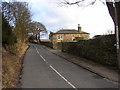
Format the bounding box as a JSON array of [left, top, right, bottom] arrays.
[[29, 21, 47, 43], [2, 2, 32, 43]]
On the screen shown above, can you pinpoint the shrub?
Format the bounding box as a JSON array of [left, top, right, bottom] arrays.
[[75, 37, 85, 42], [28, 35, 36, 42]]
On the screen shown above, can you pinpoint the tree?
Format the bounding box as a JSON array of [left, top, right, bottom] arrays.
[[29, 21, 47, 43], [105, 2, 120, 70], [2, 2, 32, 43], [2, 14, 17, 45], [106, 2, 120, 37]]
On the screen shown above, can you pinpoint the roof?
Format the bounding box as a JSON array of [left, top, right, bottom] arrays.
[[54, 29, 89, 34]]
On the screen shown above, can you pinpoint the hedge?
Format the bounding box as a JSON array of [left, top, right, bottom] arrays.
[[62, 35, 117, 67]]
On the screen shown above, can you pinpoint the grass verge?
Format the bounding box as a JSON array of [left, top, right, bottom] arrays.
[[2, 42, 28, 88]]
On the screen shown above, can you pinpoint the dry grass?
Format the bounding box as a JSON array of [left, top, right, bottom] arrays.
[[2, 43, 28, 88]]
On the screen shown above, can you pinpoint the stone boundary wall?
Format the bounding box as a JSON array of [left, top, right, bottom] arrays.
[[40, 42, 53, 49]]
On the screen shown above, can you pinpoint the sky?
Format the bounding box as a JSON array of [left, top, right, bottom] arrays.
[[3, 0, 115, 38]]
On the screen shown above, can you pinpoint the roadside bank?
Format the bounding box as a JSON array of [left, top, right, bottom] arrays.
[[2, 43, 29, 88]]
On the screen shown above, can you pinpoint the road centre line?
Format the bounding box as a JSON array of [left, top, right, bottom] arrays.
[[40, 55, 46, 62], [34, 45, 78, 90], [49, 65, 78, 90], [35, 46, 47, 62]]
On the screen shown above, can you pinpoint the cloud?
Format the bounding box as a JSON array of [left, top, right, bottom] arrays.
[[28, 0, 114, 38]]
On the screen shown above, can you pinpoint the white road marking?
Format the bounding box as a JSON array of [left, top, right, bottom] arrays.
[[40, 55, 46, 62], [34, 46, 47, 63], [49, 65, 78, 90], [37, 50, 39, 54], [34, 45, 78, 90]]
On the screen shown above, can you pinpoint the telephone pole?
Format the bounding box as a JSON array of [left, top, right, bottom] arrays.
[[113, 2, 120, 70]]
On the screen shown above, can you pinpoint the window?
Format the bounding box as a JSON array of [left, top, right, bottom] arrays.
[[58, 36, 60, 40], [58, 35, 63, 40], [72, 36, 75, 41]]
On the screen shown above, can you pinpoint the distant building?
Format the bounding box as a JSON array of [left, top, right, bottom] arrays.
[[49, 24, 90, 49]]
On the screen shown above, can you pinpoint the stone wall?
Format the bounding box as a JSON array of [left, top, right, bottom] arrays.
[[53, 42, 62, 50], [40, 42, 53, 49]]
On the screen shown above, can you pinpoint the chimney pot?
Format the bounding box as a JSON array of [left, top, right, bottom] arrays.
[[78, 24, 82, 33]]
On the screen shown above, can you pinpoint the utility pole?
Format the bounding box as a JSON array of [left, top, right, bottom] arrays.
[[114, 2, 120, 88], [113, 2, 120, 70]]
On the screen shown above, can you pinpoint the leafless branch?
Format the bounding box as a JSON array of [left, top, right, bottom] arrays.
[[84, 0, 97, 7], [65, 0, 85, 5], [59, 0, 105, 7], [59, 0, 85, 6]]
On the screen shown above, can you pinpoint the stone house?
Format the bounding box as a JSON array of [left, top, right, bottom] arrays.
[[49, 24, 90, 49]]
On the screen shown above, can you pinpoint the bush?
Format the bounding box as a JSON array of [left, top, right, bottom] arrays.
[[28, 35, 36, 42], [75, 37, 85, 42]]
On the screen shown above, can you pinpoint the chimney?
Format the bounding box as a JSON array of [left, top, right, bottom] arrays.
[[78, 24, 82, 33]]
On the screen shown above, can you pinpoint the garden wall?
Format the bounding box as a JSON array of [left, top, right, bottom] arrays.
[[40, 42, 53, 49]]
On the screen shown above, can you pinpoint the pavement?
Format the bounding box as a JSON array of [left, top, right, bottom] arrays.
[[49, 48, 119, 84], [20, 43, 118, 88]]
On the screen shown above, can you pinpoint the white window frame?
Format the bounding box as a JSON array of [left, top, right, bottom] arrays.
[[58, 35, 63, 40], [72, 36, 75, 41]]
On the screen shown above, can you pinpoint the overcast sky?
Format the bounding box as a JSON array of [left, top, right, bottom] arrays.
[[3, 0, 115, 38]]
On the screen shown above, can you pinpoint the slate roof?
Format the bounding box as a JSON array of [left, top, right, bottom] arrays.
[[54, 29, 89, 34]]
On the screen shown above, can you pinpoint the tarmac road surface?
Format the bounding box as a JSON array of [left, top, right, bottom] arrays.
[[20, 43, 118, 89]]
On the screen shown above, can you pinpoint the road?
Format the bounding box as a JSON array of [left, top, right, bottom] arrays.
[[20, 43, 118, 89]]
